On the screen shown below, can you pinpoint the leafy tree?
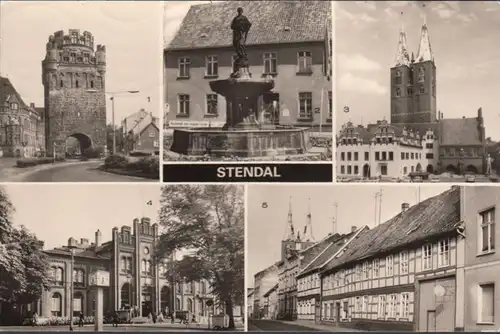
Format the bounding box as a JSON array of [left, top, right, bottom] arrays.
[[0, 187, 50, 305], [156, 185, 244, 329]]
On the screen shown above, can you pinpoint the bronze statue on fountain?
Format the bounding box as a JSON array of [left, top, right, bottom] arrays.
[[210, 7, 274, 131]]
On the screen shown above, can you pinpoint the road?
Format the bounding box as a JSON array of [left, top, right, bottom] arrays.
[[248, 319, 320, 331], [1, 325, 205, 332], [10, 161, 156, 182]]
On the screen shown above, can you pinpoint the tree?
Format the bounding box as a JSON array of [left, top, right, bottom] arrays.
[[0, 187, 50, 305], [156, 185, 244, 329]]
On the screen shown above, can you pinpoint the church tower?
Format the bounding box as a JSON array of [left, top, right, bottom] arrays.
[[390, 15, 437, 125], [411, 21, 437, 123], [390, 19, 413, 124], [42, 29, 107, 157]]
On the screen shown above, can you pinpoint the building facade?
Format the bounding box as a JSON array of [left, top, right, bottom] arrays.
[[320, 189, 464, 331], [34, 218, 214, 320], [0, 77, 45, 157], [247, 289, 254, 319], [336, 121, 438, 179], [296, 228, 363, 322], [253, 262, 280, 319], [42, 29, 107, 157], [164, 1, 332, 132], [337, 19, 487, 178], [462, 187, 500, 331], [262, 284, 278, 320], [123, 111, 160, 154]]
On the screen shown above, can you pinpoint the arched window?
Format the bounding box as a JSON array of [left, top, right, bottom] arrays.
[[75, 80, 79, 88], [60, 80, 64, 88], [141, 259, 147, 272], [395, 88, 401, 97], [419, 85, 425, 94], [90, 81, 94, 89], [175, 298, 181, 311], [418, 67, 425, 82], [121, 283, 131, 309], [73, 292, 84, 316], [187, 298, 193, 313], [73, 269, 85, 287], [51, 293, 62, 316], [191, 281, 196, 294], [55, 267, 64, 285]]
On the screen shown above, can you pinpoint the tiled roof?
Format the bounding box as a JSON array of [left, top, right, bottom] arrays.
[[167, 1, 331, 50], [300, 233, 341, 267], [440, 118, 483, 146], [321, 187, 460, 273], [129, 113, 159, 137], [123, 109, 149, 133], [0, 76, 27, 109], [298, 232, 356, 278], [44, 248, 111, 260]]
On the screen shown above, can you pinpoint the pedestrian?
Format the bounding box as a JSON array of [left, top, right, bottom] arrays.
[[113, 311, 119, 327], [32, 312, 38, 327], [79, 311, 84, 327], [152, 311, 157, 324], [170, 312, 175, 324]]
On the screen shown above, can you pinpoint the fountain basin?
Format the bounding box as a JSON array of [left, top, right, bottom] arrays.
[[169, 127, 309, 158], [210, 78, 274, 99]]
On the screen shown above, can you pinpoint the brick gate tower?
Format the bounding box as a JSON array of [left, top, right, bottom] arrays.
[[42, 29, 107, 157]]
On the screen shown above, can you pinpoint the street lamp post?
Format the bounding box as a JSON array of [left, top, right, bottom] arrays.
[[86, 89, 140, 155]]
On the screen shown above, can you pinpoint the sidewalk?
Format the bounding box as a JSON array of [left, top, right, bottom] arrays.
[[276, 319, 362, 332]]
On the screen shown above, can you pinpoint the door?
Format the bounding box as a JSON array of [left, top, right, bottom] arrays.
[[263, 93, 280, 124], [315, 302, 321, 321], [426, 310, 436, 332], [335, 302, 341, 323]]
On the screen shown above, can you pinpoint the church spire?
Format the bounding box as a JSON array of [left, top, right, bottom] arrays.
[[394, 11, 410, 67], [416, 4, 434, 63]]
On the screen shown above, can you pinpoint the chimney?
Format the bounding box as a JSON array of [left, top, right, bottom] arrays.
[[67, 237, 77, 247], [80, 238, 89, 246], [401, 203, 410, 212], [351, 226, 357, 233], [95, 229, 102, 247]]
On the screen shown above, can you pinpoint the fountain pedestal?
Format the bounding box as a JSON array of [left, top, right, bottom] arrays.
[[169, 66, 309, 158]]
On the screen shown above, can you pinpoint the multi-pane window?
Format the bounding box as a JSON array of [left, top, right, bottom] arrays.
[[480, 208, 495, 253], [298, 92, 313, 119], [362, 296, 368, 313], [438, 239, 450, 267], [388, 294, 397, 318], [178, 57, 191, 78], [400, 293, 410, 318], [377, 295, 386, 318], [363, 262, 369, 280], [373, 259, 379, 278], [205, 55, 218, 76], [422, 244, 432, 270], [206, 94, 218, 115], [418, 67, 425, 82], [355, 297, 361, 313], [53, 267, 64, 286], [178, 94, 190, 116], [10, 103, 18, 110], [263, 52, 277, 74], [73, 269, 85, 287], [297, 51, 312, 73], [51, 293, 62, 316], [400, 251, 409, 274], [479, 283, 495, 323], [355, 265, 362, 281], [386, 255, 394, 276]]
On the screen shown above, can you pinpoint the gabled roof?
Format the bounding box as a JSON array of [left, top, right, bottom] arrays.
[[263, 283, 278, 298], [0, 76, 27, 109], [321, 187, 460, 274], [123, 109, 149, 133], [128, 113, 159, 137], [298, 230, 360, 279], [440, 118, 483, 146], [167, 1, 331, 51]]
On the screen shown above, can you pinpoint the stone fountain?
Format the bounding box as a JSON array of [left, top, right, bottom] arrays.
[[169, 7, 309, 159]]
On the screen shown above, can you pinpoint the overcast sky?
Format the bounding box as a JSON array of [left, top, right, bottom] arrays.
[[336, 1, 500, 140], [5, 184, 161, 250], [246, 184, 450, 286], [0, 1, 162, 123]]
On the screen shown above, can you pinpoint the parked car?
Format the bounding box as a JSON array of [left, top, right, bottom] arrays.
[[465, 174, 476, 183]]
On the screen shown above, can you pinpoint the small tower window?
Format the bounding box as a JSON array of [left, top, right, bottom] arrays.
[[395, 88, 401, 97], [418, 67, 425, 83], [90, 81, 94, 89], [419, 85, 425, 94], [60, 80, 64, 88], [407, 87, 413, 95], [394, 71, 402, 85], [75, 80, 79, 88]]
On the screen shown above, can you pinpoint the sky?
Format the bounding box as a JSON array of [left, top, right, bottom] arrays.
[[4, 184, 161, 250], [0, 1, 163, 124], [335, 1, 500, 140], [246, 184, 450, 286]]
